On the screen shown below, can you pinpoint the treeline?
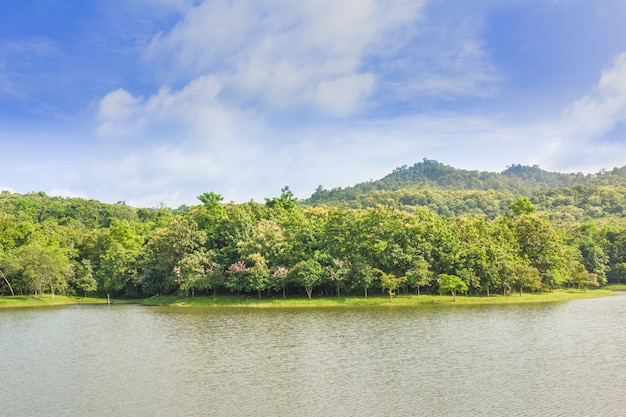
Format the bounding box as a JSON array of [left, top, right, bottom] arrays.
[[2, 189, 625, 300]]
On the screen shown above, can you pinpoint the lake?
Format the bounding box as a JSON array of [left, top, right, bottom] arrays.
[[1, 294, 626, 416]]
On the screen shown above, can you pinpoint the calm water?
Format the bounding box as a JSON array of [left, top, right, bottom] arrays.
[[1, 295, 626, 417]]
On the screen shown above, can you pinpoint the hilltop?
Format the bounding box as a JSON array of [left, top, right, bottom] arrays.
[[304, 159, 626, 222]]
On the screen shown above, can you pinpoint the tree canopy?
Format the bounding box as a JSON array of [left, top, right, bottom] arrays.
[[1, 161, 625, 300]]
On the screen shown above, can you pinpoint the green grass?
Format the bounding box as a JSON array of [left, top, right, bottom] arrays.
[[605, 283, 626, 291], [141, 288, 615, 309], [2, 288, 615, 309], [0, 294, 111, 308]]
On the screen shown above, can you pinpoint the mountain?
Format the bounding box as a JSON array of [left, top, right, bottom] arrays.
[[303, 159, 626, 222]]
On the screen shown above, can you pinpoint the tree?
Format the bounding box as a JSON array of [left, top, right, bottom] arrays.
[[505, 263, 542, 295], [508, 197, 536, 216], [289, 259, 323, 299], [19, 242, 70, 299], [226, 260, 249, 296], [143, 215, 206, 296], [438, 274, 468, 301], [351, 261, 377, 297], [568, 263, 600, 289], [265, 186, 297, 211], [237, 219, 288, 268], [405, 257, 432, 295], [245, 253, 270, 299], [74, 259, 97, 297], [271, 266, 289, 299], [512, 213, 566, 290], [325, 259, 349, 297], [177, 249, 213, 297], [0, 268, 15, 296], [375, 269, 407, 301]]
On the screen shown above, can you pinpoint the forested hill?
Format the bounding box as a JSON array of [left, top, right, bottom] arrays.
[[304, 159, 626, 221], [306, 159, 587, 201]]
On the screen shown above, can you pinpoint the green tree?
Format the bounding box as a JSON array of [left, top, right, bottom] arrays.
[[177, 249, 213, 297], [19, 242, 70, 299], [74, 259, 97, 297], [245, 253, 271, 299], [508, 197, 537, 216], [143, 215, 206, 296], [350, 260, 377, 297], [97, 220, 144, 297], [375, 269, 407, 301], [438, 274, 468, 301], [289, 259, 323, 299], [513, 213, 566, 290], [265, 186, 297, 211], [405, 257, 432, 295]]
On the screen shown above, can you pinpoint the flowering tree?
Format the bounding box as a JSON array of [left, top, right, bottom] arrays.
[[226, 260, 249, 296], [246, 253, 270, 299], [570, 263, 600, 289], [326, 259, 349, 297], [271, 266, 289, 299]]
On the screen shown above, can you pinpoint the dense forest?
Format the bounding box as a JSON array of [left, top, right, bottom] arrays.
[[306, 159, 626, 222], [1, 160, 626, 300]]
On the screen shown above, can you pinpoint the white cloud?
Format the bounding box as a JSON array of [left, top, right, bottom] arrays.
[[315, 73, 376, 117], [83, 1, 626, 207], [563, 52, 626, 137], [144, 0, 425, 117]]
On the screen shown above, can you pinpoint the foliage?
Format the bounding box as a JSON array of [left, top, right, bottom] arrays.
[[438, 274, 468, 301], [3, 161, 626, 301]]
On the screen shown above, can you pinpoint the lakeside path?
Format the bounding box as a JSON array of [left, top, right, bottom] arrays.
[[1, 288, 621, 309]]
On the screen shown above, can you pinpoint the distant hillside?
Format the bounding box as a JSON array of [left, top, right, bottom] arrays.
[[303, 159, 626, 222]]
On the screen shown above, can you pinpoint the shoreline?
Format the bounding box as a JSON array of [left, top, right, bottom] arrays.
[[141, 288, 616, 308], [0, 288, 619, 309]]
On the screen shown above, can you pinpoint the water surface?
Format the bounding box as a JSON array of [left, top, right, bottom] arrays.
[[1, 295, 625, 416]]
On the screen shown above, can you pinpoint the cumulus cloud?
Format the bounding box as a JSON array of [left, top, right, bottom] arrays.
[[527, 52, 626, 172], [88, 0, 626, 207], [143, 0, 426, 117], [563, 52, 626, 138]]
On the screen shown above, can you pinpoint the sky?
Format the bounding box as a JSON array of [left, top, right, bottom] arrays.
[[2, 0, 626, 207]]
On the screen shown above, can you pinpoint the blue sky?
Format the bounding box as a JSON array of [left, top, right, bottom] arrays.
[[2, 0, 626, 207]]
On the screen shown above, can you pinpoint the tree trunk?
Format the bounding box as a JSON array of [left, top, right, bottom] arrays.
[[305, 286, 313, 299], [282, 284, 286, 300], [364, 287, 368, 298], [0, 270, 15, 296], [452, 290, 457, 301]]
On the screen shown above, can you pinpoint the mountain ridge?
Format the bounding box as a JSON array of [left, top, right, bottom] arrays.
[[303, 159, 626, 221]]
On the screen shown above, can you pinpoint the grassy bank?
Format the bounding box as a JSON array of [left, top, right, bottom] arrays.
[[0, 294, 111, 308], [141, 288, 616, 308], [2, 288, 616, 309]]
